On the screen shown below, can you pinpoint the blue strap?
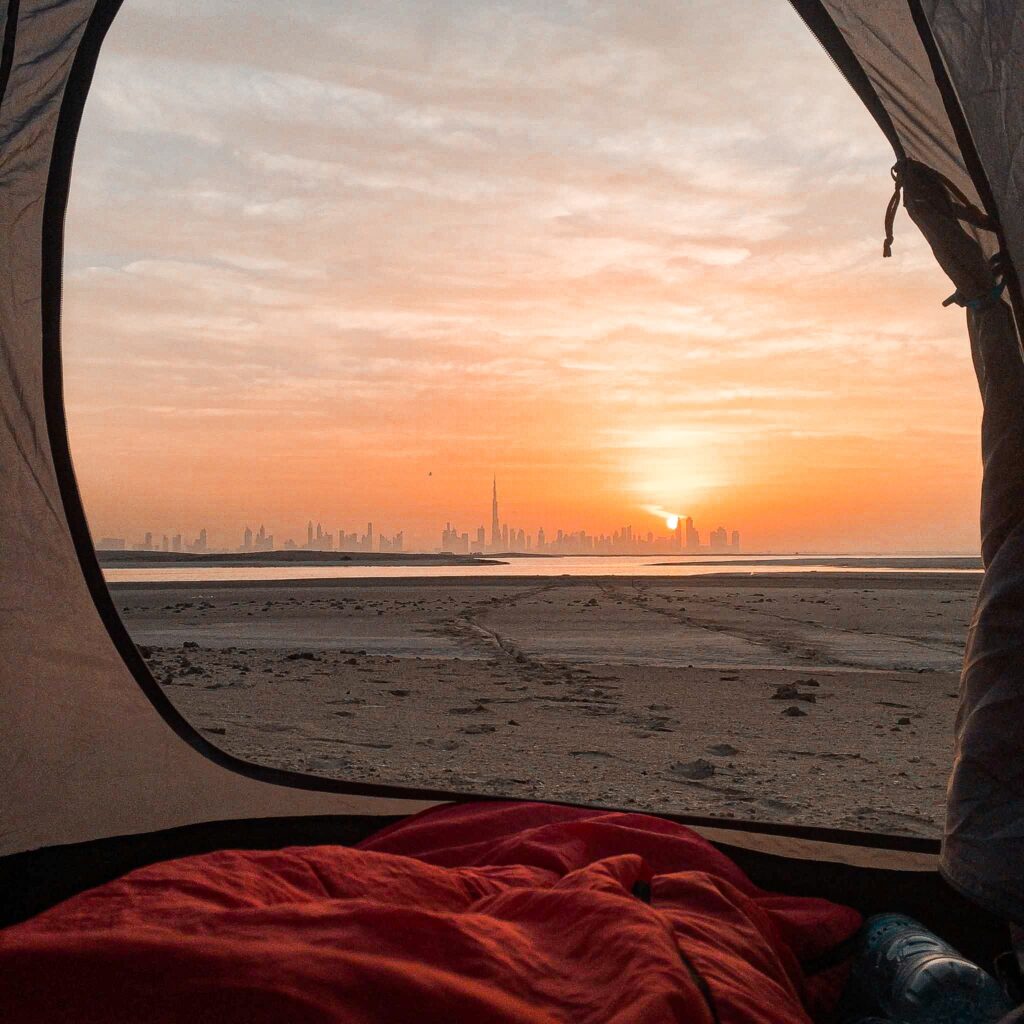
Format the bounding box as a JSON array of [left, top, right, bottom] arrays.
[[942, 278, 1007, 311]]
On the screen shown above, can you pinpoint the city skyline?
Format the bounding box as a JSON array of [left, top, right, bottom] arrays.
[[97, 477, 740, 557]]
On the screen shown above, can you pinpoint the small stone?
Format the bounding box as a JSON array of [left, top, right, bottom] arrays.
[[771, 684, 815, 703], [781, 706, 808, 717], [706, 743, 740, 756], [670, 759, 716, 780]]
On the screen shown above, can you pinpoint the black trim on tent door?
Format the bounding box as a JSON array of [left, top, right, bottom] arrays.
[[906, 0, 1024, 351], [38, 0, 946, 848]]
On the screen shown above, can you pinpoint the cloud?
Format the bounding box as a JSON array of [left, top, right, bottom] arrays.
[[61, 0, 980, 550]]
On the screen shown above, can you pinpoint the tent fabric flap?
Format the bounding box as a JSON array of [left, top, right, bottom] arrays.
[[790, 1, 1024, 920]]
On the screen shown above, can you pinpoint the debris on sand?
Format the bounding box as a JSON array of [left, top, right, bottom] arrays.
[[460, 724, 497, 735], [771, 684, 816, 703], [706, 743, 740, 756], [669, 759, 716, 780]]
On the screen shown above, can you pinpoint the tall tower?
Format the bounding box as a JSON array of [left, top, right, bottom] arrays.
[[491, 475, 500, 550]]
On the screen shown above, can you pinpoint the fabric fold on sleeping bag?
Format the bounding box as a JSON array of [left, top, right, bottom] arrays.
[[0, 802, 860, 1023]]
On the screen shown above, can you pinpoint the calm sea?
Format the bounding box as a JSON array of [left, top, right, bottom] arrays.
[[102, 554, 982, 585]]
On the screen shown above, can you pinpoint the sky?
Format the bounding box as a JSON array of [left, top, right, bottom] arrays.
[[63, 0, 983, 553]]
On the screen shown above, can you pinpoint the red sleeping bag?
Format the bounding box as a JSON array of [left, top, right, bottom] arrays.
[[0, 802, 860, 1023]]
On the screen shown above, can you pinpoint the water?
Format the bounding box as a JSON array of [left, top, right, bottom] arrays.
[[103, 554, 982, 585]]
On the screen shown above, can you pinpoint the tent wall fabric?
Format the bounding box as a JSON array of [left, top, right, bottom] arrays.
[[0, 0, 431, 860], [1, 0, 1022, 934], [920, 1, 1024, 306], [789, 2, 1024, 921]]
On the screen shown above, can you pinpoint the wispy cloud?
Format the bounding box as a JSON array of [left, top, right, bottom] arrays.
[[62, 0, 980, 551]]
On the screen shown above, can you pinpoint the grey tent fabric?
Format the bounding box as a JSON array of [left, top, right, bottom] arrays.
[[920, 1, 1024, 325], [813, 2, 1011, 274], [1, 0, 1023, 924], [793, 2, 1024, 920], [901, 166, 1024, 921]]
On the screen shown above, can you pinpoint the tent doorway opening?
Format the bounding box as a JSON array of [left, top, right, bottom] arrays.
[[63, 0, 983, 839]]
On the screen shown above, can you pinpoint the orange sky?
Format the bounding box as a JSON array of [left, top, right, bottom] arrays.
[[62, 0, 982, 552]]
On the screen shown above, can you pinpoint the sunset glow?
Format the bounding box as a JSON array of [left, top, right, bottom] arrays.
[[62, 0, 982, 554]]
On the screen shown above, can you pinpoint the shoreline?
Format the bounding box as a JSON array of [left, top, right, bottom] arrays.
[[107, 571, 983, 592]]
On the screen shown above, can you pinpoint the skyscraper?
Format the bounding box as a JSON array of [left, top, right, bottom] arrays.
[[685, 517, 699, 551], [491, 475, 500, 551]]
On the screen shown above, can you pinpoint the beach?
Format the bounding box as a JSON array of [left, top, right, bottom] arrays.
[[114, 571, 977, 837]]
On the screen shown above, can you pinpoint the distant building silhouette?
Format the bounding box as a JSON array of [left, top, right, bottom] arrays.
[[685, 517, 699, 551], [491, 476, 500, 551]]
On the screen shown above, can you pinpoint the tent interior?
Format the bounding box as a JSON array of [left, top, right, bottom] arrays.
[[2, 0, 1023, 1016]]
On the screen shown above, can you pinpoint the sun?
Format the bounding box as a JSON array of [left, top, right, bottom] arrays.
[[665, 514, 679, 531]]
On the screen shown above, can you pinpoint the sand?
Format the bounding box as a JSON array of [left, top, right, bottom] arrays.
[[113, 572, 978, 837]]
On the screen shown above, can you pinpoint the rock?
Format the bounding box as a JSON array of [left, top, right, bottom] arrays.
[[284, 651, 317, 661], [781, 706, 808, 717], [460, 724, 497, 735], [897, 716, 912, 725], [771, 684, 815, 703], [706, 743, 740, 756], [182, 640, 199, 649], [388, 689, 411, 697], [137, 645, 153, 659], [203, 726, 227, 736], [345, 657, 359, 665], [670, 759, 716, 780]]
